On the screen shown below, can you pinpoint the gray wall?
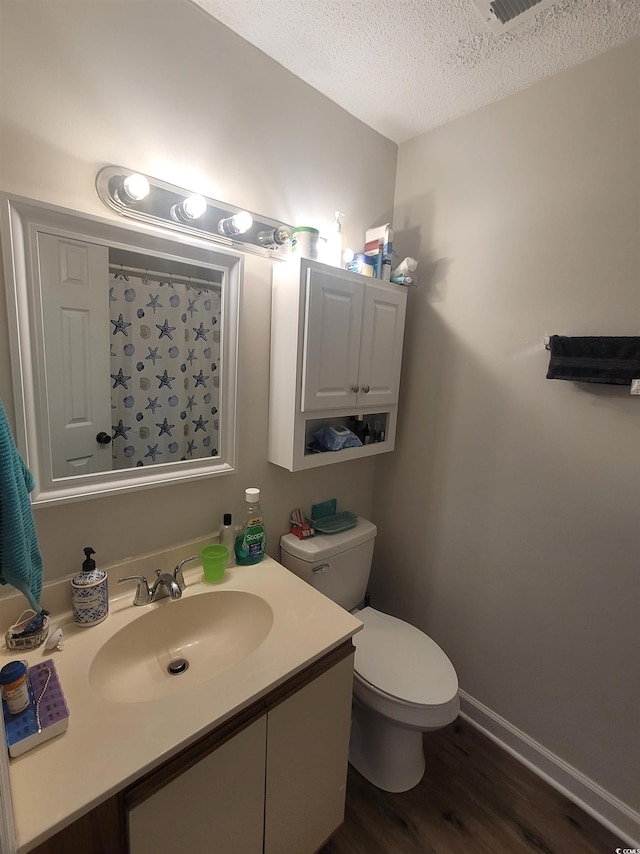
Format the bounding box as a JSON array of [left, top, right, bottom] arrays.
[[373, 39, 639, 815], [0, 0, 397, 579]]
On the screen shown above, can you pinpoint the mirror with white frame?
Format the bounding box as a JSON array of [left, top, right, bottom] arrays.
[[1, 194, 242, 506]]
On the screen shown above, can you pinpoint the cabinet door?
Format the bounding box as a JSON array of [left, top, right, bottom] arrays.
[[302, 267, 363, 412], [128, 716, 266, 854], [357, 282, 407, 408], [264, 653, 354, 854]]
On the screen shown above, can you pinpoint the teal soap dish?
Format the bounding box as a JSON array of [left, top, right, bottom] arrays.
[[310, 498, 338, 520], [311, 511, 357, 535]]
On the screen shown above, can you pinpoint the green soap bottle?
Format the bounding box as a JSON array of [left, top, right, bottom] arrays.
[[235, 488, 266, 565]]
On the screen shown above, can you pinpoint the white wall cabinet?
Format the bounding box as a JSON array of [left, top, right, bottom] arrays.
[[269, 259, 407, 471]]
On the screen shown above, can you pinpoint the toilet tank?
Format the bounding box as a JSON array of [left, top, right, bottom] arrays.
[[279, 518, 377, 610]]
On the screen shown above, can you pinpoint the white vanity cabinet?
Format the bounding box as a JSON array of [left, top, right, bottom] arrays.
[[30, 643, 354, 854], [269, 259, 407, 471]]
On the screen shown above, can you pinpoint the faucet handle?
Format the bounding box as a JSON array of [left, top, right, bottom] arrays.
[[118, 574, 151, 606], [173, 554, 198, 591]]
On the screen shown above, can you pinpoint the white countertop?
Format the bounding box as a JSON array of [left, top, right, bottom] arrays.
[[1, 555, 362, 852]]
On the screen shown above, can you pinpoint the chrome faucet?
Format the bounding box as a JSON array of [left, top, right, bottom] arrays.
[[118, 569, 183, 606], [152, 571, 183, 601]]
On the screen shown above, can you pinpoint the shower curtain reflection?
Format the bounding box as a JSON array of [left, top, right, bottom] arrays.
[[109, 270, 221, 468]]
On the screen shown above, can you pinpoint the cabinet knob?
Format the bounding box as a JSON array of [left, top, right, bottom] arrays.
[[96, 431, 112, 446], [351, 384, 359, 393], [362, 385, 370, 394]]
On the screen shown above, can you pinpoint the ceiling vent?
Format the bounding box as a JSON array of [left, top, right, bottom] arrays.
[[472, 0, 560, 34]]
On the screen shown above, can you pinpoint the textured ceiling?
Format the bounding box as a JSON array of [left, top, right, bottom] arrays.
[[192, 0, 640, 143]]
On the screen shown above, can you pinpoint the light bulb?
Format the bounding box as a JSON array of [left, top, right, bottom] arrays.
[[234, 211, 253, 233], [170, 193, 207, 223], [182, 194, 207, 220], [118, 173, 150, 204], [218, 211, 253, 237]]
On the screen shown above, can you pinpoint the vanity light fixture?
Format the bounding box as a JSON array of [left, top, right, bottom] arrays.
[[218, 211, 253, 237], [95, 165, 292, 257], [171, 193, 208, 224]]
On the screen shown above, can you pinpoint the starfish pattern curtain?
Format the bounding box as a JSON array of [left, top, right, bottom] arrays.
[[109, 272, 221, 468]]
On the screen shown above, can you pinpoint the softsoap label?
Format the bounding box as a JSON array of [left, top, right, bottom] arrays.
[[235, 514, 266, 564], [630, 379, 640, 395]]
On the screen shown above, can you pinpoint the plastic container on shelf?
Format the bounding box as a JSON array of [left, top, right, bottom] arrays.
[[291, 227, 319, 261]]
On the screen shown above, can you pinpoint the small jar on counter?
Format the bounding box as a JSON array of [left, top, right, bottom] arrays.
[[0, 661, 31, 715]]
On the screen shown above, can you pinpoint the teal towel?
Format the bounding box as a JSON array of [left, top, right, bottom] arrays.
[[0, 398, 42, 612]]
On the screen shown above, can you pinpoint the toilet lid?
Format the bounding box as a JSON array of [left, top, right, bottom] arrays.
[[353, 607, 458, 706]]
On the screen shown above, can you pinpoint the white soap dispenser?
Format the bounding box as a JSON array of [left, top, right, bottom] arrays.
[[326, 211, 345, 267], [71, 547, 109, 627]]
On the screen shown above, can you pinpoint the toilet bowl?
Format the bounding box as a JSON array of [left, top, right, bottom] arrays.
[[279, 517, 459, 793], [349, 606, 459, 791]]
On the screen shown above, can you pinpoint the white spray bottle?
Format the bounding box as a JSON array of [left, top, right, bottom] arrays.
[[326, 211, 345, 267]]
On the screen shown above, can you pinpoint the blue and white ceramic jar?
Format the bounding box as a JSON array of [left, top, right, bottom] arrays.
[[71, 547, 109, 627]]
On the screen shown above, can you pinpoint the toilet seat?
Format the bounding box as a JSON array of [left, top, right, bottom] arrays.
[[352, 607, 458, 707]]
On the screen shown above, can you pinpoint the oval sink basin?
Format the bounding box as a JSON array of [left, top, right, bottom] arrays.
[[89, 590, 274, 704]]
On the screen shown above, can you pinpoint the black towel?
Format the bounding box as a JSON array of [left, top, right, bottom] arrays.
[[546, 336, 640, 386]]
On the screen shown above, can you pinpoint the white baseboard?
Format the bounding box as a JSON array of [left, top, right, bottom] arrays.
[[459, 690, 640, 847]]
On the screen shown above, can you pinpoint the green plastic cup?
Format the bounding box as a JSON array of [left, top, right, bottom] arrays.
[[201, 544, 228, 583]]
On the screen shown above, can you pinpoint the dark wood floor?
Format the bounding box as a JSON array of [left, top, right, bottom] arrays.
[[322, 719, 626, 854]]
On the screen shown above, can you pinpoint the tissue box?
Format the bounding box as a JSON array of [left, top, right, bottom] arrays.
[[365, 223, 393, 256], [3, 659, 69, 757]]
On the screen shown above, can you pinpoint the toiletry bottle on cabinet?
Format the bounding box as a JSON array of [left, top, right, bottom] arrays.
[[326, 211, 345, 267]]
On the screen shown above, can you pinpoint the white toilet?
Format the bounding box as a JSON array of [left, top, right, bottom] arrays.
[[280, 517, 459, 793]]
